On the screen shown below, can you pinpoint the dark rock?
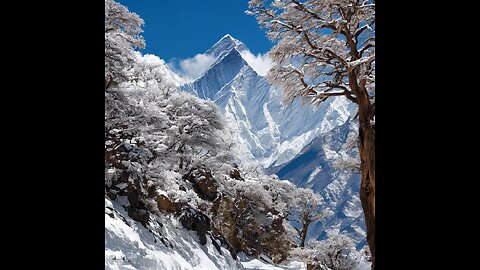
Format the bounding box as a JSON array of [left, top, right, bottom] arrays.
[[177, 206, 211, 245], [119, 170, 129, 183], [211, 230, 237, 259], [229, 168, 243, 180], [123, 185, 150, 228], [306, 263, 322, 270], [106, 191, 117, 200], [210, 235, 222, 254], [156, 195, 183, 213], [183, 166, 219, 201], [147, 185, 156, 198], [128, 207, 149, 228]]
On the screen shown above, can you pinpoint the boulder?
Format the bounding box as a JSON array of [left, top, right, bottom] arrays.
[[156, 195, 182, 213], [229, 168, 243, 180], [183, 166, 219, 201], [177, 206, 211, 245]]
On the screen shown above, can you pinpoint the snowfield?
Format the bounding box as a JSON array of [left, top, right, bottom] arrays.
[[105, 197, 242, 270], [106, 197, 305, 270]]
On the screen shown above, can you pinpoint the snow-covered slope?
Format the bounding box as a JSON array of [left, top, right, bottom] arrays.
[[180, 35, 356, 167], [106, 197, 306, 270], [105, 197, 242, 270]]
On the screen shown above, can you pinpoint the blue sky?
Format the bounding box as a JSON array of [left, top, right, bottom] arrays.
[[117, 0, 273, 62]]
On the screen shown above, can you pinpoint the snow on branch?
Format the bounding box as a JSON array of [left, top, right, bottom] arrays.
[[248, 0, 375, 108]]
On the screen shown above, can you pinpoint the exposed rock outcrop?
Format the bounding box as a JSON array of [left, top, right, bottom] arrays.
[[183, 166, 219, 201], [177, 206, 211, 245]]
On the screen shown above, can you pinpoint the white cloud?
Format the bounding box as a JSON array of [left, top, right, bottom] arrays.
[[173, 53, 216, 80], [238, 50, 273, 76], [169, 49, 273, 80]]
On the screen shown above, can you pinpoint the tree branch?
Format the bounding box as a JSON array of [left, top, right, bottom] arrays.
[[290, 0, 346, 36]]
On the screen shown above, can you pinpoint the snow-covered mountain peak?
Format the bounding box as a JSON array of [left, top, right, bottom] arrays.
[[181, 35, 356, 167], [210, 45, 248, 68], [180, 41, 249, 100], [205, 34, 248, 60]]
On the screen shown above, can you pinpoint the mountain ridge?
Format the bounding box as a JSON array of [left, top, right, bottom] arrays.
[[181, 34, 356, 167]]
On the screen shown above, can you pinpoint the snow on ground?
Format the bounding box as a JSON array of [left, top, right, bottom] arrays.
[[106, 197, 306, 270], [306, 166, 322, 184], [105, 197, 242, 270], [239, 253, 306, 270]]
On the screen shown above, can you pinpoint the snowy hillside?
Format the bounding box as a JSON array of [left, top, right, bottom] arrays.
[[180, 35, 357, 167], [105, 198, 242, 270]]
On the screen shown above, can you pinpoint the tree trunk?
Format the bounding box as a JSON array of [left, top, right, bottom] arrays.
[[105, 76, 117, 90], [300, 217, 312, 247], [300, 220, 311, 247], [358, 101, 375, 269]]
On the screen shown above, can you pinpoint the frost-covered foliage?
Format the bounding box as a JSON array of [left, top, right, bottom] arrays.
[[105, 0, 145, 89], [290, 232, 370, 270], [286, 187, 332, 248], [212, 175, 297, 263], [162, 92, 235, 171], [307, 233, 368, 270]]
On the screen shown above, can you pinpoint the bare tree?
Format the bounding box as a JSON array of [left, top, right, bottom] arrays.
[[247, 0, 375, 268]]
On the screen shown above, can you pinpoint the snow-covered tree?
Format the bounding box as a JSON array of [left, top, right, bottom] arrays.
[[160, 92, 234, 172], [129, 53, 179, 100], [247, 1, 375, 267], [286, 187, 330, 247], [214, 175, 296, 261], [306, 233, 364, 270], [105, 0, 145, 90]]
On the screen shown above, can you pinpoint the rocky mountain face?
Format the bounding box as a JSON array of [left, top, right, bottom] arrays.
[[179, 35, 365, 247], [180, 35, 356, 167]]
